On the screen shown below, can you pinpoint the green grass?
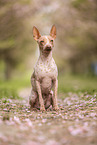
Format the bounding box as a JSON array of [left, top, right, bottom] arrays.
[[0, 73, 31, 99], [58, 74, 97, 94], [0, 73, 97, 99], [71, 0, 88, 8]]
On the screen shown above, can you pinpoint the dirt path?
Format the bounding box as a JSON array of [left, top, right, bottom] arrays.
[[0, 90, 97, 145]]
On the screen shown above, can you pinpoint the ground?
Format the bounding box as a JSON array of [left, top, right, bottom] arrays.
[[0, 88, 97, 145]]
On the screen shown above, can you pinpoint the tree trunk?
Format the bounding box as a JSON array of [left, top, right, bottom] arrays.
[[4, 58, 12, 80]]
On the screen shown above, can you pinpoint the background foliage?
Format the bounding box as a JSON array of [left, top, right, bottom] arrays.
[[0, 0, 97, 97], [0, 1, 97, 144]]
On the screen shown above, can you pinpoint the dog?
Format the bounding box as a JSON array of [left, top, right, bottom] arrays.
[[29, 25, 59, 111]]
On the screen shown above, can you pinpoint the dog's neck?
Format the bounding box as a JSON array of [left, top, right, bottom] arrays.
[[39, 50, 52, 62]]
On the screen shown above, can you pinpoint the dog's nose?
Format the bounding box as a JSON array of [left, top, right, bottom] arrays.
[[45, 45, 52, 51]]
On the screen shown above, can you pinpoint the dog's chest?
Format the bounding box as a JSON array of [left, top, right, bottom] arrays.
[[35, 58, 57, 80]]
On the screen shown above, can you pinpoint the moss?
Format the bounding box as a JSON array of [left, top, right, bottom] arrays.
[[0, 39, 15, 49], [71, 0, 88, 8], [0, 88, 20, 99], [58, 74, 97, 94]]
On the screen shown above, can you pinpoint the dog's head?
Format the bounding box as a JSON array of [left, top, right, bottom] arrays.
[[33, 25, 56, 54]]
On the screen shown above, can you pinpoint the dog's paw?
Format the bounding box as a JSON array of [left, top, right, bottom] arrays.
[[30, 107, 38, 112], [40, 106, 46, 112], [53, 106, 59, 111]]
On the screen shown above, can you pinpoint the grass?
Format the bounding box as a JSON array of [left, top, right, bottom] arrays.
[[0, 73, 97, 99], [0, 73, 31, 99], [58, 73, 97, 94]]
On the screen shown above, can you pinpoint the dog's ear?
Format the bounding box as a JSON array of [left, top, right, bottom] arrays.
[[50, 25, 56, 39], [33, 26, 41, 41]]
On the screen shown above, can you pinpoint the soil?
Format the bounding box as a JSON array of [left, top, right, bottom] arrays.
[[0, 89, 97, 145]]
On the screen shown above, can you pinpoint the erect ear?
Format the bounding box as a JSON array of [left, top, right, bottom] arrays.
[[50, 25, 56, 39], [33, 26, 41, 41]]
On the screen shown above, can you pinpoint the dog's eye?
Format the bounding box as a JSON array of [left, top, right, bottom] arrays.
[[40, 40, 44, 43], [50, 40, 53, 43], [40, 40, 44, 45]]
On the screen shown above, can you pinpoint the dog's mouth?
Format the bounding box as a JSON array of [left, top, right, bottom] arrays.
[[45, 47, 52, 52]]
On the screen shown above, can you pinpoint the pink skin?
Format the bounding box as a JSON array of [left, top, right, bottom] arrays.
[[30, 91, 53, 110], [29, 25, 59, 111]]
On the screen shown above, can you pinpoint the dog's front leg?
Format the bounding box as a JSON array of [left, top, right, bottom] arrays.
[[36, 80, 45, 111], [52, 78, 59, 111]]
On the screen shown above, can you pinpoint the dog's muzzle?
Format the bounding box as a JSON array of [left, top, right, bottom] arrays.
[[45, 45, 52, 52]]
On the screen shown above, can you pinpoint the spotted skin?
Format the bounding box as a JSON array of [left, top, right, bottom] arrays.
[[29, 25, 59, 111]]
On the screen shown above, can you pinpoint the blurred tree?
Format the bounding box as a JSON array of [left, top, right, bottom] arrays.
[[68, 0, 97, 73], [0, 0, 35, 79], [50, 0, 97, 74], [0, 0, 22, 79], [0, 0, 97, 78]]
